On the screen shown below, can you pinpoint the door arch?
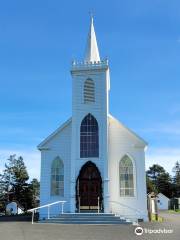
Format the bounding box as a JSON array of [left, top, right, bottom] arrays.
[[76, 161, 103, 211]]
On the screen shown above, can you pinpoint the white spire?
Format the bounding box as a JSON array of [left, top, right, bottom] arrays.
[[84, 16, 100, 62]]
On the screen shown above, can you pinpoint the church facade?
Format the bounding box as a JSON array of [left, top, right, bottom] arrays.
[[38, 18, 148, 221]]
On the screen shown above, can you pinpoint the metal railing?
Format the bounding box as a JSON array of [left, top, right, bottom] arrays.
[[27, 200, 66, 224], [98, 196, 100, 213]]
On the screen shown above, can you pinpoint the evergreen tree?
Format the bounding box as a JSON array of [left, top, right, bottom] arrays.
[[29, 178, 40, 208], [1, 155, 29, 209], [156, 172, 173, 198], [146, 164, 176, 198], [146, 175, 157, 193], [172, 161, 180, 197], [147, 164, 166, 191], [0, 155, 40, 212]]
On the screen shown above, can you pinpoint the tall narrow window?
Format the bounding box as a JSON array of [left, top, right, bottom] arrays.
[[80, 113, 99, 158], [51, 157, 64, 196], [84, 78, 95, 103], [119, 155, 134, 197]]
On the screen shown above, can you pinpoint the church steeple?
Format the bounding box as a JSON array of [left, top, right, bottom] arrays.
[[84, 16, 100, 62]]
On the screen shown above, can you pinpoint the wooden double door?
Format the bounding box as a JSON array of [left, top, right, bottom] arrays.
[[77, 162, 102, 210]]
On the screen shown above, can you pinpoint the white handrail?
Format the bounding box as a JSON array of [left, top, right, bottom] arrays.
[[27, 200, 66, 224], [98, 197, 100, 214], [78, 196, 80, 213]]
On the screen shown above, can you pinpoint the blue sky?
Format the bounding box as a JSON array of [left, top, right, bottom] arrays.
[[0, 0, 180, 179]]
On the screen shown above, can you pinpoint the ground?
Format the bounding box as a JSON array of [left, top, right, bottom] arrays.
[[0, 211, 179, 240]]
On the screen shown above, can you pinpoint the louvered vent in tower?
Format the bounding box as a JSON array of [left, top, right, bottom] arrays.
[[84, 79, 95, 103]]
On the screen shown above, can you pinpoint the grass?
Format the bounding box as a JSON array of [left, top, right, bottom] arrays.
[[150, 213, 163, 222], [168, 209, 180, 213]]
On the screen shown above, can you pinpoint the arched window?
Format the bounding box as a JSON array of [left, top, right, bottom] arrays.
[[119, 155, 134, 197], [51, 157, 64, 196], [84, 78, 95, 103], [80, 113, 99, 158]]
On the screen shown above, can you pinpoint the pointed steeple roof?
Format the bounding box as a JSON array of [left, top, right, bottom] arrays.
[[84, 17, 100, 62]]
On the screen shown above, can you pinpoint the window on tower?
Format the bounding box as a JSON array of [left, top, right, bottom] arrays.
[[84, 78, 95, 103], [80, 113, 99, 158]]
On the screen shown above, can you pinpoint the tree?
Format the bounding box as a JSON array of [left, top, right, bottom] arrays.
[[172, 161, 180, 197], [29, 178, 40, 208], [0, 155, 40, 212], [147, 164, 166, 191], [156, 172, 173, 198], [0, 174, 6, 212], [146, 164, 175, 198], [1, 155, 29, 209], [146, 175, 156, 193]]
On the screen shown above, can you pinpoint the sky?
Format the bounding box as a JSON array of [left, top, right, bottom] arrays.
[[0, 0, 180, 180]]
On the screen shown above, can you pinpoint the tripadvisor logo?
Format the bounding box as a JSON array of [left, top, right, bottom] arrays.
[[134, 226, 173, 235], [135, 227, 143, 236]]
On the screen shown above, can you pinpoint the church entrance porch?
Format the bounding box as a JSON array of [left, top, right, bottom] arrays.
[[76, 161, 103, 212]]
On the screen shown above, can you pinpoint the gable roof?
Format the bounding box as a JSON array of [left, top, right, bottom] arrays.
[[37, 118, 72, 150], [157, 193, 170, 200], [38, 114, 147, 150], [6, 201, 25, 210], [108, 114, 148, 147]]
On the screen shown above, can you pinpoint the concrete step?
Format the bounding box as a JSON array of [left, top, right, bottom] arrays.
[[42, 217, 126, 222], [51, 214, 120, 219], [56, 213, 115, 217], [39, 213, 131, 225], [40, 220, 130, 225], [49, 217, 124, 221]]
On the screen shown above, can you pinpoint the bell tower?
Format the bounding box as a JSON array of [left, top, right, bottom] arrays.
[[70, 17, 110, 212]]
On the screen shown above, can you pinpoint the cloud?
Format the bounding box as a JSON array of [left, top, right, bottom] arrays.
[[146, 147, 180, 174], [0, 148, 40, 180]]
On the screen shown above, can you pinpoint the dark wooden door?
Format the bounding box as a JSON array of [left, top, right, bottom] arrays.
[[78, 162, 102, 210]]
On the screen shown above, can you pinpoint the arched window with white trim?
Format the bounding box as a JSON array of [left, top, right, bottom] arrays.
[[80, 113, 99, 158], [51, 157, 64, 196], [119, 155, 134, 197], [84, 78, 95, 103]]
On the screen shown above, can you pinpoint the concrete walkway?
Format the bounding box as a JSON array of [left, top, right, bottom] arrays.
[[0, 211, 179, 240]]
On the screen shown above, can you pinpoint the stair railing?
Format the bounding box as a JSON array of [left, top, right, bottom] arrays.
[[98, 196, 100, 214], [27, 200, 66, 224], [78, 196, 80, 213]]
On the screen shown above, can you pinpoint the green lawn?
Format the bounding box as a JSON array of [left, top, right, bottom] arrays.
[[168, 209, 180, 213], [150, 213, 163, 222]]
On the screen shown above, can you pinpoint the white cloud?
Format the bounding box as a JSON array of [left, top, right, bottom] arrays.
[[0, 148, 40, 180], [146, 147, 180, 174]]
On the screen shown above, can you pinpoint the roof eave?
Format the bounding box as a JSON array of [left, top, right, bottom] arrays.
[[108, 114, 148, 147], [37, 117, 72, 150]]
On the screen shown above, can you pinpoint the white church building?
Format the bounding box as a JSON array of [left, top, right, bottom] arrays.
[[38, 18, 148, 221]]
